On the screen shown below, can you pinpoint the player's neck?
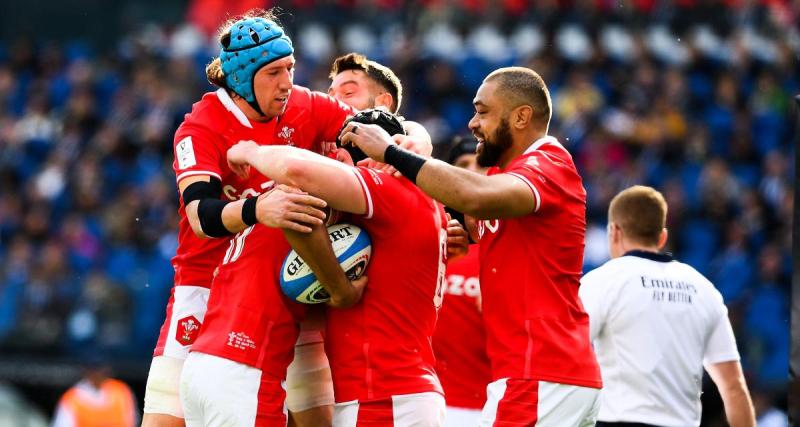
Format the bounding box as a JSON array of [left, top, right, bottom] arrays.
[[499, 130, 546, 168], [233, 97, 273, 123], [621, 241, 662, 256]]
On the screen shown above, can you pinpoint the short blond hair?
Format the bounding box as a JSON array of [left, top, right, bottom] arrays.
[[609, 185, 667, 246]]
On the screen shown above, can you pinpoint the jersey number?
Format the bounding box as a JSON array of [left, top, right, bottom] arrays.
[[221, 226, 254, 265], [433, 228, 447, 309]]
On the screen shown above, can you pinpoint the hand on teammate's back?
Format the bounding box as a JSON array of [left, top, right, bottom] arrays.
[[256, 184, 328, 233]]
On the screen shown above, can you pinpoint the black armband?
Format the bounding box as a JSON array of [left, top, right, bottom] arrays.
[[242, 196, 258, 226], [384, 144, 427, 183], [197, 198, 233, 237], [182, 178, 223, 205]]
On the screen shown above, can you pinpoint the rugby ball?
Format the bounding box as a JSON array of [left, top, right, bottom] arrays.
[[280, 223, 371, 304]]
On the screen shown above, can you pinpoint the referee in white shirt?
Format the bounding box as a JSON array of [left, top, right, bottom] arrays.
[[579, 185, 756, 427]]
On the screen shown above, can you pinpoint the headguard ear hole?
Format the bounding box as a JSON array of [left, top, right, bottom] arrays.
[[250, 28, 260, 43], [221, 34, 231, 49]]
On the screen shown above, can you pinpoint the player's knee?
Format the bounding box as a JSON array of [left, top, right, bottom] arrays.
[[285, 366, 334, 412], [144, 356, 185, 419], [286, 342, 334, 413]]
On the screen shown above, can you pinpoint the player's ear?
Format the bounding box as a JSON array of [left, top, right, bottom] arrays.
[[608, 222, 621, 244], [374, 92, 393, 112], [657, 228, 668, 250], [511, 105, 533, 130]]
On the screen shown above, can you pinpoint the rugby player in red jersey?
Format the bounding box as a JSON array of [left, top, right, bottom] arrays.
[[178, 197, 367, 426], [343, 67, 603, 426], [285, 52, 460, 427], [142, 11, 434, 427], [224, 126, 449, 425], [432, 139, 492, 427]]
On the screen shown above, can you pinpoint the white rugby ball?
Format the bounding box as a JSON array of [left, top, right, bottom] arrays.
[[280, 223, 371, 304]]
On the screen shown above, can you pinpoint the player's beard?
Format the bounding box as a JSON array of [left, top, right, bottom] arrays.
[[476, 118, 513, 167]]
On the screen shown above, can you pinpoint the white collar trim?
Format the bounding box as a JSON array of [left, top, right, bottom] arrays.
[[216, 88, 252, 129], [523, 135, 564, 155]]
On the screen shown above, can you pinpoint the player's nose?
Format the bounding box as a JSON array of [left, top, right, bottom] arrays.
[[468, 114, 479, 131]]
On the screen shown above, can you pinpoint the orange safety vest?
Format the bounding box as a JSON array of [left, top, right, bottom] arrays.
[[59, 379, 135, 427]]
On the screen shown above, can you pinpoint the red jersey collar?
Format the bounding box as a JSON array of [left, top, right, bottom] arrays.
[[523, 135, 561, 155]]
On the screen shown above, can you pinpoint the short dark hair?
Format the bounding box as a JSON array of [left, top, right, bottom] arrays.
[[484, 67, 551, 128], [329, 53, 403, 113], [609, 185, 668, 246]]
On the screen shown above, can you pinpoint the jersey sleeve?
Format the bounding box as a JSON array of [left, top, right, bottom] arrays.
[[173, 123, 226, 183], [702, 302, 741, 365], [579, 269, 610, 341], [502, 151, 567, 215], [351, 167, 416, 224], [310, 91, 358, 143]]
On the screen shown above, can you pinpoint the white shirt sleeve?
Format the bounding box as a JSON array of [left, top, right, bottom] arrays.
[[702, 305, 740, 365], [579, 270, 609, 341], [51, 402, 75, 427]]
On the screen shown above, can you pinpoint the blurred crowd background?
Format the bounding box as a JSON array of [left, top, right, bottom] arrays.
[[0, 0, 796, 423]]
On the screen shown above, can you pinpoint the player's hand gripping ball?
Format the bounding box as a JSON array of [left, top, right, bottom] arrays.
[[280, 223, 372, 304]]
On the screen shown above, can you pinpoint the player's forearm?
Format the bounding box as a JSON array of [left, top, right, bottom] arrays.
[[720, 384, 756, 427], [708, 361, 756, 427], [186, 199, 250, 238], [414, 159, 487, 214], [247, 146, 338, 190], [283, 225, 360, 308], [221, 198, 251, 234], [414, 159, 528, 219]]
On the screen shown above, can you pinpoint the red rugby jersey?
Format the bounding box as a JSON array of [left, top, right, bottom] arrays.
[[325, 167, 448, 403], [432, 244, 491, 409], [171, 86, 355, 288], [478, 136, 602, 388], [190, 224, 306, 379]]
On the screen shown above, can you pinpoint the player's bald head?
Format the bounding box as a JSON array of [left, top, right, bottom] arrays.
[[484, 67, 551, 129]]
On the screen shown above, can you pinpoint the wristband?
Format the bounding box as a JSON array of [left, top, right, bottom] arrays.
[[242, 196, 259, 226], [384, 145, 427, 183]]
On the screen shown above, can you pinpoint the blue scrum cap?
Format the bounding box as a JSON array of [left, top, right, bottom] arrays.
[[219, 17, 293, 115]]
